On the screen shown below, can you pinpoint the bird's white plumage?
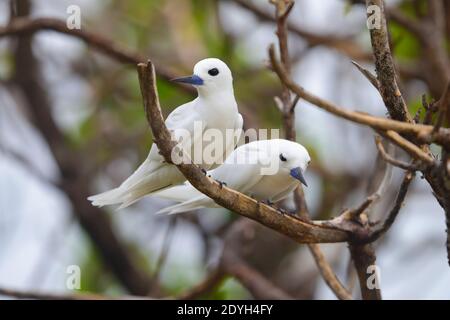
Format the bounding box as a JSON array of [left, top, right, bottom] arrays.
[[154, 139, 311, 215], [88, 58, 243, 208]]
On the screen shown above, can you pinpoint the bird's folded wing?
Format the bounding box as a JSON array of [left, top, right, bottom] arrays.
[[154, 144, 269, 214], [147, 101, 206, 163]]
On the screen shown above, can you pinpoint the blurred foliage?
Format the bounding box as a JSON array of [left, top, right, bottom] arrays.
[[79, 242, 122, 294]]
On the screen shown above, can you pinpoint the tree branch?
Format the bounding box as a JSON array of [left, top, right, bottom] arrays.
[[0, 17, 193, 94], [366, 0, 412, 122], [229, 0, 371, 61], [348, 243, 381, 300], [8, 0, 153, 295], [365, 171, 415, 243], [270, 0, 351, 300], [374, 136, 423, 171], [268, 45, 450, 148]]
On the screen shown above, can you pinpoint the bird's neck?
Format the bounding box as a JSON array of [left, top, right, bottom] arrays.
[[197, 88, 237, 112]]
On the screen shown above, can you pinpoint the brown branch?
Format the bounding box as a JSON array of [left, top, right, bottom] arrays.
[[351, 60, 380, 90], [230, 0, 371, 61], [307, 244, 352, 300], [149, 217, 177, 294], [270, 0, 352, 300], [0, 16, 193, 94], [348, 243, 381, 300], [268, 45, 450, 149], [365, 171, 415, 243], [434, 82, 450, 132], [367, 1, 450, 266], [374, 136, 424, 171], [381, 130, 435, 166], [366, 0, 412, 122], [273, 0, 296, 142]]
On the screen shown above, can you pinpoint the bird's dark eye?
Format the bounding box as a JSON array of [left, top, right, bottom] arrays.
[[279, 153, 287, 162], [208, 68, 219, 76]]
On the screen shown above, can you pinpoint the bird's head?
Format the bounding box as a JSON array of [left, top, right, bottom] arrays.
[[171, 58, 233, 95], [275, 139, 311, 187]]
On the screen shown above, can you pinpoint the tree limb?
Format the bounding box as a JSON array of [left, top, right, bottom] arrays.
[[366, 0, 412, 122], [270, 0, 351, 300], [268, 45, 450, 148]]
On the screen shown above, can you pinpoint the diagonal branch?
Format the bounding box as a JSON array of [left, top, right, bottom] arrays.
[[348, 243, 381, 300], [0, 17, 193, 94], [380, 130, 435, 166], [270, 0, 352, 300], [374, 136, 423, 171], [365, 171, 415, 243], [268, 45, 450, 149]]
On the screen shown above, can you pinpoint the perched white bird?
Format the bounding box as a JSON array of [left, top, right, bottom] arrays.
[[88, 58, 243, 209], [154, 139, 311, 215]]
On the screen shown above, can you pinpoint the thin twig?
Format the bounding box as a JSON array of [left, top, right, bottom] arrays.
[[351, 60, 380, 90], [366, 0, 412, 122], [365, 171, 415, 243], [374, 136, 423, 171], [381, 130, 435, 166], [0, 17, 182, 84], [229, 0, 371, 61], [433, 82, 450, 133], [307, 244, 352, 300], [348, 243, 381, 300], [149, 217, 177, 293], [268, 45, 450, 149]]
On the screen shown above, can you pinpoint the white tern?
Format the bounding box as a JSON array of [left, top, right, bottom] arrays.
[[88, 58, 243, 209], [154, 139, 311, 215]]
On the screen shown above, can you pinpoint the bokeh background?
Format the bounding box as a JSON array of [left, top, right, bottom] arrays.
[[0, 0, 449, 299]]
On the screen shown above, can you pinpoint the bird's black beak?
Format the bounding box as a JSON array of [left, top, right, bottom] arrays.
[[290, 167, 308, 187], [170, 74, 204, 86]]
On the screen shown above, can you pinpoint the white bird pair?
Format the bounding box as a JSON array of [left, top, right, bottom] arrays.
[[88, 58, 311, 214]]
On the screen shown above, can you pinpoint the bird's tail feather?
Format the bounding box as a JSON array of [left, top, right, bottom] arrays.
[[88, 170, 175, 209], [87, 188, 125, 207], [117, 183, 173, 209], [156, 196, 209, 215]]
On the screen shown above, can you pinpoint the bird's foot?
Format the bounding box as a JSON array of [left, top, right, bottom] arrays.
[[260, 199, 274, 206], [215, 180, 227, 189], [258, 200, 293, 215], [277, 207, 292, 215]]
